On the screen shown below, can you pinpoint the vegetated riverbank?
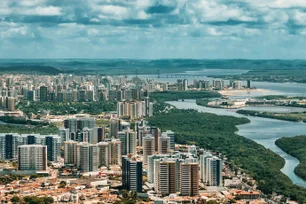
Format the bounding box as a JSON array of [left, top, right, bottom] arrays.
[[151, 91, 220, 114], [276, 136, 306, 183], [196, 99, 240, 109], [148, 108, 306, 202], [236, 109, 306, 123]]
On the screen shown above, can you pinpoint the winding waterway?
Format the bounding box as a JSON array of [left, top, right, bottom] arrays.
[[167, 100, 306, 188]]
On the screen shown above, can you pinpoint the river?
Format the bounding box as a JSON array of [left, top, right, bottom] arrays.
[[135, 69, 306, 97], [167, 100, 306, 188]]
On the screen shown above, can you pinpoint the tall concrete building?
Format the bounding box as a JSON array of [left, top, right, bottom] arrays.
[[150, 127, 160, 152], [200, 152, 212, 183], [27, 90, 36, 101], [143, 135, 155, 164], [206, 156, 222, 186], [45, 136, 60, 162], [110, 119, 119, 138], [76, 142, 99, 172], [247, 80, 251, 89], [200, 153, 222, 186], [59, 127, 70, 144], [7, 97, 15, 111], [180, 162, 199, 196], [122, 156, 143, 193], [64, 118, 95, 141], [162, 130, 175, 150], [18, 145, 47, 171], [119, 130, 136, 156], [147, 155, 168, 183], [0, 134, 60, 161], [158, 160, 177, 196], [183, 79, 188, 91], [137, 123, 151, 147], [158, 135, 171, 154], [39, 86, 48, 102], [0, 134, 20, 160], [97, 142, 109, 167], [108, 139, 122, 166], [64, 140, 78, 166]]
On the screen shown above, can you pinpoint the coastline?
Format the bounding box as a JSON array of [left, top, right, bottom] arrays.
[[219, 89, 272, 97]]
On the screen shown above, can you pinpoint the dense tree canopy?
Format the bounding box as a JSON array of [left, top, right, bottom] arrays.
[[18, 101, 116, 117], [276, 136, 306, 182], [0, 124, 58, 135]]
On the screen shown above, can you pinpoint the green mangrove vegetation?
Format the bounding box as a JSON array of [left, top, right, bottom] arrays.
[[18, 101, 116, 117], [237, 109, 306, 122], [0, 124, 58, 135], [276, 136, 306, 182]]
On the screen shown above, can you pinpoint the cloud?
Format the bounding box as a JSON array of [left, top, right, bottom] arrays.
[[0, 0, 306, 59], [97, 5, 129, 20]]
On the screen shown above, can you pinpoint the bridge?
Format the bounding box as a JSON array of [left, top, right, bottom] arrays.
[[162, 75, 209, 78]]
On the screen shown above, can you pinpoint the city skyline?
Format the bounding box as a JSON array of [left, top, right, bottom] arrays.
[[1, 0, 306, 59]]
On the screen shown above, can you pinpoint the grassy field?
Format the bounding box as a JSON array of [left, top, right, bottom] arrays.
[[95, 119, 109, 127]]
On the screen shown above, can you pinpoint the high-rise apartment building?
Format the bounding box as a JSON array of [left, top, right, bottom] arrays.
[[39, 86, 48, 102], [18, 145, 47, 171], [119, 130, 136, 156], [200, 153, 222, 186], [97, 142, 109, 167], [0, 134, 20, 160], [158, 160, 177, 196], [110, 119, 119, 138], [107, 139, 122, 166], [162, 130, 175, 150], [59, 127, 70, 144], [7, 97, 15, 111], [76, 142, 99, 172], [150, 127, 160, 152], [64, 118, 95, 141], [122, 156, 143, 193], [158, 135, 171, 154], [180, 162, 199, 196], [64, 140, 78, 166], [143, 135, 155, 164], [0, 134, 60, 161], [147, 155, 168, 183], [183, 79, 188, 91], [45, 136, 60, 162]]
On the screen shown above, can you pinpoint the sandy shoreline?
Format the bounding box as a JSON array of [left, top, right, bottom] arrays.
[[219, 89, 272, 96]]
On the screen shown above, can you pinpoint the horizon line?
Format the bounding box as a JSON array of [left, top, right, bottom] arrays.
[[1, 58, 306, 61]]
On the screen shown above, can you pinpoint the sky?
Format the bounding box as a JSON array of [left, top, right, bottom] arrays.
[[1, 0, 306, 59]]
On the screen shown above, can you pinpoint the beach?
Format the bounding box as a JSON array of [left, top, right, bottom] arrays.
[[219, 89, 273, 97]]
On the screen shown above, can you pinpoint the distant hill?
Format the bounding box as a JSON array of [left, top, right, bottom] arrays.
[[0, 65, 64, 75]]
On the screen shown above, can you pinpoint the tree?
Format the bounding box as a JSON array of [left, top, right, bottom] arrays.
[[30, 174, 38, 179], [44, 197, 54, 204], [115, 190, 138, 204], [59, 180, 67, 188], [11, 196, 21, 203], [206, 201, 218, 204]]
